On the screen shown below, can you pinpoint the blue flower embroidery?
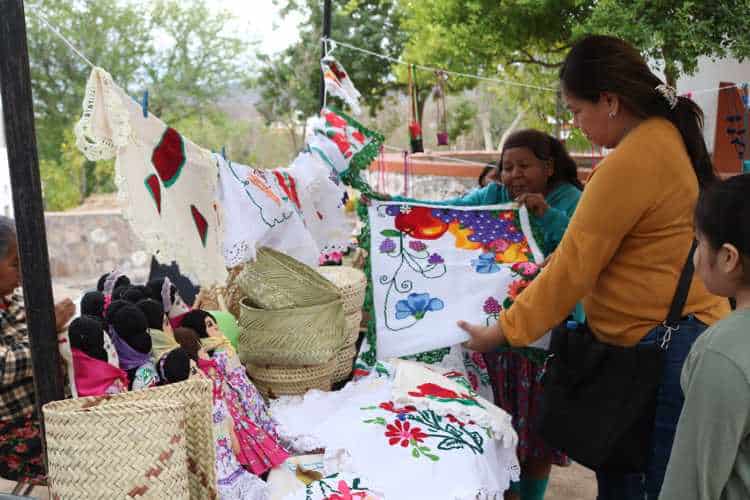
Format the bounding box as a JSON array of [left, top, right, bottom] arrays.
[[395, 293, 445, 320], [472, 253, 500, 274]]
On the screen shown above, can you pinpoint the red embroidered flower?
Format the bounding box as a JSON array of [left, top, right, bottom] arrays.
[[470, 352, 487, 369], [507, 279, 530, 300], [14, 442, 28, 454], [6, 455, 21, 470], [394, 206, 449, 240], [326, 480, 370, 500], [324, 111, 348, 129], [385, 420, 428, 447], [379, 401, 417, 414], [407, 383, 460, 400]]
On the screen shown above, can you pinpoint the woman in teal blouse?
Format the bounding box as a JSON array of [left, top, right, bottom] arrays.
[[387, 129, 583, 500]]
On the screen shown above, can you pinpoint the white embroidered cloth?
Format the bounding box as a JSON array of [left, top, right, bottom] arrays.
[[368, 201, 544, 359], [74, 67, 227, 286], [321, 56, 362, 115], [271, 364, 519, 500]]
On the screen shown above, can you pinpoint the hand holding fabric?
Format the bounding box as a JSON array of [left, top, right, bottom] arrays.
[[54, 298, 75, 332], [515, 193, 549, 217], [457, 320, 507, 352]]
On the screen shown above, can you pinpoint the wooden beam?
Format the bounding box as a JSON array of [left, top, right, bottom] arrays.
[[0, 0, 65, 462]]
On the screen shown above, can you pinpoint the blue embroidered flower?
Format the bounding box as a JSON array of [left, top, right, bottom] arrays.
[[395, 293, 445, 320], [472, 252, 500, 274]]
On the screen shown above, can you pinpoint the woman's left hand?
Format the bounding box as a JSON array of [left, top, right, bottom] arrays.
[[515, 193, 549, 217], [457, 320, 507, 352], [54, 298, 75, 332]]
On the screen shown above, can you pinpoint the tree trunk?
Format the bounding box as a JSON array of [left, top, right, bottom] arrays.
[[498, 109, 525, 150], [479, 112, 493, 151]]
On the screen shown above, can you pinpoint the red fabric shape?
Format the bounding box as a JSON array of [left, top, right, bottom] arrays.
[[394, 206, 449, 240], [190, 205, 208, 247], [72, 348, 128, 397], [151, 127, 186, 187], [272, 171, 301, 210], [144, 174, 162, 214]]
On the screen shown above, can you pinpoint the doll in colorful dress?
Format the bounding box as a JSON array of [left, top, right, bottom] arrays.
[[108, 301, 159, 390], [137, 298, 180, 364], [180, 309, 281, 439], [68, 315, 129, 397], [157, 346, 269, 499], [175, 326, 288, 476], [147, 277, 192, 328]]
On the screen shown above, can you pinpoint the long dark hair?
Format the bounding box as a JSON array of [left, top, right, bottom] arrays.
[[500, 129, 584, 190], [560, 35, 716, 188], [695, 175, 750, 280]]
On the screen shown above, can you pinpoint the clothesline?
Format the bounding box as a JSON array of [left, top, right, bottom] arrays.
[[325, 37, 750, 99], [28, 6, 750, 120]]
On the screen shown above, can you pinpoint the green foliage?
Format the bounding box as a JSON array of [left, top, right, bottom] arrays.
[[256, 0, 407, 141], [447, 99, 476, 142], [577, 0, 750, 86], [28, 0, 250, 206], [40, 128, 86, 211]]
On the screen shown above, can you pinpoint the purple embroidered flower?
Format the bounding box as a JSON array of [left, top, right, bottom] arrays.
[[483, 297, 500, 315], [428, 253, 444, 265], [379, 238, 397, 253], [409, 240, 427, 252]]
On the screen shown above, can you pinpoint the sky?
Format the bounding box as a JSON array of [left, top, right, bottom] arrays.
[[212, 0, 303, 56]]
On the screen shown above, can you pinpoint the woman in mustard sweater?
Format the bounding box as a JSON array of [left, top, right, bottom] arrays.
[[459, 36, 729, 499]]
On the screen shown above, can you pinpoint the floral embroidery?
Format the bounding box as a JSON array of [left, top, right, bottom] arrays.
[[427, 253, 444, 265], [395, 293, 444, 320], [471, 252, 501, 274], [378, 238, 396, 254], [151, 127, 186, 188], [362, 403, 485, 460], [402, 347, 451, 365], [304, 474, 377, 500], [385, 420, 429, 447], [462, 351, 492, 391], [407, 383, 483, 408], [507, 279, 530, 300]]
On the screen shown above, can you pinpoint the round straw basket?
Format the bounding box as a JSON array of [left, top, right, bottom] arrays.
[[44, 400, 189, 499], [247, 359, 336, 398], [238, 297, 344, 366], [318, 266, 367, 315], [332, 344, 359, 384], [237, 247, 341, 310], [343, 311, 363, 348], [224, 266, 244, 319], [43, 378, 216, 500]]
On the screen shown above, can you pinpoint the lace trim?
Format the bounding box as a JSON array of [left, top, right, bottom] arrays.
[[217, 472, 269, 500], [74, 67, 131, 161]]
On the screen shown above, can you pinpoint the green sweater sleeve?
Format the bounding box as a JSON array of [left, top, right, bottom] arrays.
[[660, 349, 750, 500]]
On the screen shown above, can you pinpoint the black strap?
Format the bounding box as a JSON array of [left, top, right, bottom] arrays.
[[665, 240, 698, 327]]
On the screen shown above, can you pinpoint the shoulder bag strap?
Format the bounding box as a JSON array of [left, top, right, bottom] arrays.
[[665, 239, 698, 328]]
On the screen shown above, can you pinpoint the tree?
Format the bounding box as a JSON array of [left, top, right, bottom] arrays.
[[578, 0, 750, 86], [255, 0, 407, 155], [27, 0, 251, 206]]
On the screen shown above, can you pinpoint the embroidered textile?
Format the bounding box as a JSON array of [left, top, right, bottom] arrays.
[[74, 68, 226, 286], [321, 56, 362, 115], [71, 348, 128, 397], [367, 201, 544, 360], [271, 365, 519, 500], [282, 472, 384, 500]]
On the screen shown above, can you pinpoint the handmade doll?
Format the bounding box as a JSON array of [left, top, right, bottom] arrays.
[[147, 277, 191, 328], [80, 291, 120, 367], [109, 303, 159, 390], [137, 298, 179, 364], [157, 340, 270, 499], [97, 271, 130, 294], [68, 315, 128, 397], [175, 326, 288, 476], [180, 310, 282, 440], [121, 286, 148, 304]]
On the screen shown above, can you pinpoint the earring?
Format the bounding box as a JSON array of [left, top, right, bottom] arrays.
[[608, 111, 616, 119]]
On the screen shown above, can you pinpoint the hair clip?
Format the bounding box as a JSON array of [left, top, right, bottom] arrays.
[[655, 84, 678, 109]]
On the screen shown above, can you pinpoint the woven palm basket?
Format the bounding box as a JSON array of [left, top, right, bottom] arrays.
[[238, 297, 344, 366], [343, 311, 363, 348], [237, 247, 341, 310], [318, 266, 367, 316], [43, 378, 216, 500], [332, 344, 359, 384], [247, 359, 336, 398], [44, 399, 189, 499], [224, 266, 244, 319]]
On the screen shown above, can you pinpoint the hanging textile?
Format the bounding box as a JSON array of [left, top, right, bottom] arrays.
[[435, 70, 449, 146], [321, 56, 362, 115], [407, 65, 424, 154], [74, 68, 227, 286]]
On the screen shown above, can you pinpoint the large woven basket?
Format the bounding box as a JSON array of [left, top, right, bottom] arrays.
[[44, 378, 216, 500], [247, 360, 336, 398], [224, 266, 244, 319], [318, 266, 367, 315], [237, 247, 341, 310], [238, 297, 344, 366], [332, 344, 359, 384], [44, 399, 189, 499], [343, 311, 363, 348]]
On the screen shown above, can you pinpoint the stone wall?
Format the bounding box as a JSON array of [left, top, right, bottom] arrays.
[[44, 210, 148, 280]]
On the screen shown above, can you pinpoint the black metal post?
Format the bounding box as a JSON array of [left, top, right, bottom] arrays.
[[319, 0, 333, 110], [0, 0, 64, 455]]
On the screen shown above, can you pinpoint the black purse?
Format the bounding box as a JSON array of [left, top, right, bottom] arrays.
[[537, 241, 697, 472]]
